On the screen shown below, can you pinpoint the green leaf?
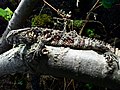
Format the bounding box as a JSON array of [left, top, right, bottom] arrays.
[[4, 7, 13, 21], [101, 0, 119, 8], [0, 7, 13, 21], [85, 83, 93, 90], [5, 7, 13, 14], [0, 8, 6, 17], [87, 29, 95, 38]]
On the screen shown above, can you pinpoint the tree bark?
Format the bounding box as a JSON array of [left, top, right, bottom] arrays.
[[0, 43, 120, 90], [0, 0, 39, 54], [0, 45, 29, 76]]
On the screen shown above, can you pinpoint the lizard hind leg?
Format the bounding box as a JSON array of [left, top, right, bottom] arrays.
[[104, 51, 119, 74]]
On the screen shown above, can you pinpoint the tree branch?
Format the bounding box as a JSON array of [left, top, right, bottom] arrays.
[[0, 45, 29, 76], [0, 43, 120, 90], [44, 46, 120, 90], [0, 0, 39, 54]]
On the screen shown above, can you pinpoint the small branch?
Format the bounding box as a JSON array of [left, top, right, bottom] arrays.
[[82, 19, 106, 33], [43, 0, 64, 17], [79, 0, 100, 35]]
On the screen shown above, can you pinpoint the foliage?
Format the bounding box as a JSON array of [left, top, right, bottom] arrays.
[[86, 29, 95, 38], [67, 19, 83, 30], [73, 20, 83, 29], [31, 14, 53, 27], [54, 19, 83, 31], [0, 7, 13, 21], [85, 83, 93, 90], [101, 0, 119, 8]]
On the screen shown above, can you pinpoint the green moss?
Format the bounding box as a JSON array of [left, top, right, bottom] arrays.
[[73, 20, 83, 29], [31, 14, 52, 27]]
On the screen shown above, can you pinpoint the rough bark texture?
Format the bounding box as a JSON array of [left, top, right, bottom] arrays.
[[1, 43, 120, 90], [0, 45, 28, 76], [0, 0, 39, 54], [44, 46, 120, 90]]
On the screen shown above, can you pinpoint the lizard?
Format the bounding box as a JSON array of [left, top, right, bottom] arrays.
[[6, 27, 114, 53], [6, 27, 120, 74]]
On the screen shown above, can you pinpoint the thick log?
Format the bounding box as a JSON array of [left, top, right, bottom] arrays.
[[0, 45, 29, 76], [1, 44, 120, 89], [43, 46, 120, 90]]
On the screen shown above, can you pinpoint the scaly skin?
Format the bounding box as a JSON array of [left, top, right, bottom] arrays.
[[6, 27, 114, 53], [38, 28, 114, 54]]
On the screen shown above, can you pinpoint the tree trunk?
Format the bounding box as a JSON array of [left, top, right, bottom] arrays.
[[0, 0, 39, 54]]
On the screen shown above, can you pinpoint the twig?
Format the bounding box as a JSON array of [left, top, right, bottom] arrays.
[[93, 3, 102, 10], [64, 78, 66, 90], [39, 3, 46, 15], [66, 79, 75, 90], [82, 19, 106, 33], [43, 0, 64, 17], [79, 0, 100, 35]]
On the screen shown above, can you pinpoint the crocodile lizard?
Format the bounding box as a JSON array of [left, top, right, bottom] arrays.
[[6, 27, 119, 74], [6, 27, 114, 53]]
